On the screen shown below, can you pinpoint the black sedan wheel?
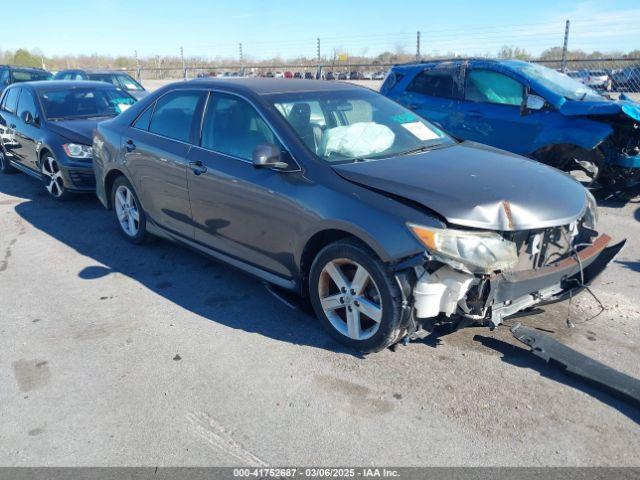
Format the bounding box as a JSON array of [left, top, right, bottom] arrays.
[[41, 154, 70, 200], [309, 239, 404, 353], [0, 148, 15, 174]]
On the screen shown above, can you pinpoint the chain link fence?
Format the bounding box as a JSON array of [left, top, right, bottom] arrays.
[[121, 58, 640, 95]]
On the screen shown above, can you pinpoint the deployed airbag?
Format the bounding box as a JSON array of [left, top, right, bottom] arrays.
[[320, 122, 395, 158]]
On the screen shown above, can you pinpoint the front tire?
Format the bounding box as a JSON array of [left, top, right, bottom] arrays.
[[309, 239, 405, 353], [0, 148, 15, 174], [41, 154, 71, 200], [111, 176, 149, 244]]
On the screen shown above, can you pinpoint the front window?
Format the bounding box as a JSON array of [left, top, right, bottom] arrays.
[[510, 62, 602, 101], [408, 67, 461, 99], [39, 87, 136, 120], [271, 90, 453, 163], [201, 93, 277, 160], [465, 70, 524, 106], [11, 70, 52, 83]]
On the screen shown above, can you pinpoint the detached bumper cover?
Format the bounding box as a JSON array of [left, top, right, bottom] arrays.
[[490, 234, 625, 305]]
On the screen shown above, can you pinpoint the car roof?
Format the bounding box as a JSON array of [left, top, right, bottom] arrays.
[[393, 58, 530, 69], [58, 69, 131, 75], [0, 64, 48, 71], [184, 77, 364, 95], [17, 80, 123, 90]]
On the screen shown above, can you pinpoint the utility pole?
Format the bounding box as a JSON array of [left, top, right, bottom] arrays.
[[561, 20, 570, 72], [180, 46, 186, 80], [239, 43, 244, 75], [316, 37, 321, 79], [134, 50, 141, 81], [416, 31, 421, 61]]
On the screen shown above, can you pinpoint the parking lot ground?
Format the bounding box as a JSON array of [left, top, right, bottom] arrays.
[[1, 172, 640, 466]]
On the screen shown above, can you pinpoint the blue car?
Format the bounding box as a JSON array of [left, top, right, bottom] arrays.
[[381, 59, 640, 191]]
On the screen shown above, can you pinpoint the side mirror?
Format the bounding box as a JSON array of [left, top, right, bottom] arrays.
[[524, 94, 545, 111], [22, 111, 35, 125], [252, 143, 289, 170]]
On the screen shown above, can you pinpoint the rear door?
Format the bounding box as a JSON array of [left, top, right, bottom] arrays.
[[394, 64, 464, 135], [185, 91, 299, 278], [123, 89, 206, 238], [457, 67, 543, 154]]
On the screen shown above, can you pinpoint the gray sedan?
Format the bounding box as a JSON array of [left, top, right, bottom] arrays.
[[91, 78, 623, 352]]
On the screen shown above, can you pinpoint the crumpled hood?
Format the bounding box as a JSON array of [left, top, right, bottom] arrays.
[[47, 117, 110, 145], [559, 98, 640, 120], [332, 142, 588, 231]]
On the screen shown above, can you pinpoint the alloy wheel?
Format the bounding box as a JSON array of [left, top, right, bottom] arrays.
[[317, 258, 383, 341], [41, 156, 65, 197], [114, 185, 140, 237]]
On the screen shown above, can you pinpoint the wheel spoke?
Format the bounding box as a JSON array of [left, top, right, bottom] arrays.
[[324, 261, 349, 291], [320, 294, 343, 312], [350, 265, 370, 295], [116, 189, 127, 207], [127, 214, 136, 234], [356, 297, 382, 323], [130, 208, 139, 222], [346, 308, 361, 339], [125, 188, 132, 205]]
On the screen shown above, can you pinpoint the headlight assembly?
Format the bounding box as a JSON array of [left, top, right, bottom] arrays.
[[63, 143, 93, 159], [408, 223, 518, 273], [582, 190, 598, 230]]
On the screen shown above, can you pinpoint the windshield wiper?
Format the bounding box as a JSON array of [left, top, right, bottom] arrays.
[[578, 91, 588, 101], [397, 145, 434, 156]]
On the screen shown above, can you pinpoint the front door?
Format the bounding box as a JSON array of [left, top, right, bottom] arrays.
[[457, 68, 543, 155], [186, 92, 299, 279], [13, 88, 40, 172]]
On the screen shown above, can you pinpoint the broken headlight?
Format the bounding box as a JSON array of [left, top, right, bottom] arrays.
[[408, 223, 518, 273], [582, 190, 598, 230]]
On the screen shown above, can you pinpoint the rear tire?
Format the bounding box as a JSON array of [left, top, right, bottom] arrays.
[[309, 239, 405, 353], [111, 176, 149, 244]]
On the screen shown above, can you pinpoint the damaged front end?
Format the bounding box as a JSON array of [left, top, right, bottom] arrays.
[[400, 197, 625, 335], [597, 106, 640, 192]]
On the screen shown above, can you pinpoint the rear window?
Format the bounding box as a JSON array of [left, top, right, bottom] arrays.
[[407, 68, 460, 99], [11, 70, 52, 82], [148, 91, 203, 143]]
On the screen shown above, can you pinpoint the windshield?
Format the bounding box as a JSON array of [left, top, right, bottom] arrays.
[[511, 62, 602, 101], [87, 73, 144, 91], [39, 87, 136, 120], [12, 70, 52, 82], [271, 90, 453, 163]]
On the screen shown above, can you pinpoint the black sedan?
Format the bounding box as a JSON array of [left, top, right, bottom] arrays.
[[0, 81, 136, 199], [92, 78, 621, 352]]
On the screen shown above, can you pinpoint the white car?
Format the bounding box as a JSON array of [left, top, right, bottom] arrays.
[[584, 70, 612, 91]]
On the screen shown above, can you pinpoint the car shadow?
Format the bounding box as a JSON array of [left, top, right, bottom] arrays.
[[474, 334, 640, 424], [0, 173, 363, 357]]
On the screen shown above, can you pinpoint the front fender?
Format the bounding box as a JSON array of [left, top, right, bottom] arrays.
[[530, 118, 613, 154]]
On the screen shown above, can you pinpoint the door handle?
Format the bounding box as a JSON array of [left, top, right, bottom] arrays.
[[125, 139, 136, 152], [189, 160, 207, 175], [407, 103, 419, 110], [468, 111, 483, 118]]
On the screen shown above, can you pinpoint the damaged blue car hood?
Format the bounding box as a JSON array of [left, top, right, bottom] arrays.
[[558, 98, 640, 120]]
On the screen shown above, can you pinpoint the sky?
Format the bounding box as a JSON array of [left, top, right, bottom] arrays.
[[1, 0, 639, 60]]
